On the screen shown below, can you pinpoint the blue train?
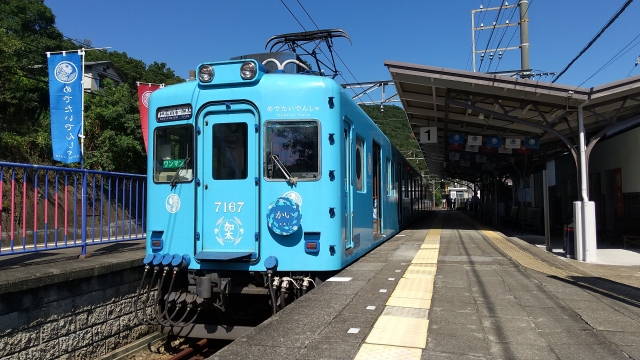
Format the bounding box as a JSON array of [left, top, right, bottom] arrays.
[[135, 31, 427, 339]]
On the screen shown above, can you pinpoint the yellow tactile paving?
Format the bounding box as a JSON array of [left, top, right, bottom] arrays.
[[420, 243, 440, 249], [403, 264, 438, 278], [354, 213, 443, 358], [391, 278, 434, 299], [354, 343, 422, 360], [422, 237, 440, 245], [460, 213, 575, 278], [365, 315, 429, 348], [411, 249, 439, 264], [386, 297, 431, 309]]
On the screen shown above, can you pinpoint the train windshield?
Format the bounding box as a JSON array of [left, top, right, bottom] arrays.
[[265, 120, 320, 181], [153, 125, 194, 183], [212, 122, 248, 180]]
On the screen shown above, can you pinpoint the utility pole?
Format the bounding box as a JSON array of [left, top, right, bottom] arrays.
[[471, 0, 532, 78], [519, 0, 531, 78]]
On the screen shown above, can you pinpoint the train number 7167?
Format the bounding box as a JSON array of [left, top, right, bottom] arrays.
[[214, 202, 245, 213]]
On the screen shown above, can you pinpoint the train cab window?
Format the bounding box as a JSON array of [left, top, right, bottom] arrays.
[[212, 123, 248, 180], [265, 120, 320, 181], [386, 158, 392, 196], [355, 136, 364, 192], [153, 125, 194, 183]]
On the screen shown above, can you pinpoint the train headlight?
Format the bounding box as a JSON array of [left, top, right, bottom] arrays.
[[198, 65, 214, 83], [240, 61, 257, 80]]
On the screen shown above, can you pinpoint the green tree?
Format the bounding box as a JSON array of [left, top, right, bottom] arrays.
[[360, 104, 427, 172], [0, 0, 76, 163], [83, 79, 145, 173]]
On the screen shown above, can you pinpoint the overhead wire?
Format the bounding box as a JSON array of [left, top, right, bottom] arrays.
[[492, 0, 534, 75], [552, 0, 634, 83], [285, 0, 378, 104], [489, 4, 520, 73], [484, 4, 515, 72], [280, 0, 307, 31], [477, 1, 505, 72], [577, 30, 640, 87], [627, 55, 640, 77]]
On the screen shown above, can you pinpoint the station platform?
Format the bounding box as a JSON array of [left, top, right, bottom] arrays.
[[0, 240, 146, 295], [2, 210, 639, 359], [212, 210, 640, 360]]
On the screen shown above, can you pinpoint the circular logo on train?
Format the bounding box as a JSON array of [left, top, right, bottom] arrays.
[[267, 197, 302, 235], [54, 61, 79, 83], [165, 194, 181, 213], [142, 91, 153, 108], [282, 191, 302, 207], [215, 216, 244, 246]]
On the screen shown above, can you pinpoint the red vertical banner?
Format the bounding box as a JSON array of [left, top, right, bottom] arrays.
[[137, 83, 162, 153], [614, 168, 623, 217]]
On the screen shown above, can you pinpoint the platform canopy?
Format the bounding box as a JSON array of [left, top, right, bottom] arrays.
[[385, 60, 640, 183]]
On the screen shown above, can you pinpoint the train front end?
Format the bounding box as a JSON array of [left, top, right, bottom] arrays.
[[140, 58, 345, 337]]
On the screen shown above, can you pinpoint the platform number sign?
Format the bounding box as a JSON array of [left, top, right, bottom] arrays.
[[420, 127, 437, 144]]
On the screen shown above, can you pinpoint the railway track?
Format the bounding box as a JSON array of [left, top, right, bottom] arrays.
[[103, 333, 231, 360]]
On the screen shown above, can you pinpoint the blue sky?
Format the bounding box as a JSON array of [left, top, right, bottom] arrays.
[[45, 1, 640, 89]]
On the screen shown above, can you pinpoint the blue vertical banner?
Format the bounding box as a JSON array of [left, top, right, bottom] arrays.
[[48, 51, 83, 164]]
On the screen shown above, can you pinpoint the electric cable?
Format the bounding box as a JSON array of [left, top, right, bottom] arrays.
[[485, 4, 517, 72], [286, 0, 379, 105], [477, 2, 506, 72], [577, 31, 640, 87], [279, 0, 307, 31], [492, 0, 535, 76], [552, 0, 634, 83], [489, 4, 519, 72], [626, 56, 640, 77]]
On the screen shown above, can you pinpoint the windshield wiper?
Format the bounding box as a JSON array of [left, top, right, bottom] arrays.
[[170, 155, 190, 188], [271, 154, 297, 186]]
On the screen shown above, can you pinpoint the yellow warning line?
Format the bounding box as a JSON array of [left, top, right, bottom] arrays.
[[462, 214, 576, 278], [353, 214, 443, 360], [461, 214, 640, 306]]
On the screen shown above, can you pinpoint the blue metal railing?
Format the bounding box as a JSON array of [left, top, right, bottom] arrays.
[[0, 162, 146, 256]]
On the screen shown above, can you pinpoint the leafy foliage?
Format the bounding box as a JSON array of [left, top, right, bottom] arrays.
[[360, 104, 427, 172], [0, 0, 75, 163], [0, 0, 183, 174]]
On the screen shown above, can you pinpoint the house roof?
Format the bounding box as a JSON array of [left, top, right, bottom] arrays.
[[84, 61, 126, 83]]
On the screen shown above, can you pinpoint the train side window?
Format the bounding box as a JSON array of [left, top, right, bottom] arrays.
[[264, 120, 320, 181], [213, 123, 248, 180], [153, 125, 194, 183], [386, 158, 391, 196], [355, 136, 364, 192]]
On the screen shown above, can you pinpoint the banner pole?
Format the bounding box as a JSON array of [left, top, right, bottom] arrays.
[[80, 48, 85, 169]]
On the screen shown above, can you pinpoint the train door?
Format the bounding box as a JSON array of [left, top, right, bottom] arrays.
[[196, 105, 259, 261], [372, 142, 381, 235], [343, 121, 353, 250]]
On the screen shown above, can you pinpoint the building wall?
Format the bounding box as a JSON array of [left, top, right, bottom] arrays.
[[590, 126, 640, 193]]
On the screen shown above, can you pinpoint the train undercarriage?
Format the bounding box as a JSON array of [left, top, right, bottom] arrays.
[[134, 258, 321, 339]]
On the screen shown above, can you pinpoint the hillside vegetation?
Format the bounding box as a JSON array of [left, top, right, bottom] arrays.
[[0, 0, 426, 176]]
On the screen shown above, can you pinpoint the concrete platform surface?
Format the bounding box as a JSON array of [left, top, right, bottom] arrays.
[[212, 210, 640, 360]]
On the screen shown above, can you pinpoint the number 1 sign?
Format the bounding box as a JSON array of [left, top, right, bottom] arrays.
[[419, 127, 437, 144]]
